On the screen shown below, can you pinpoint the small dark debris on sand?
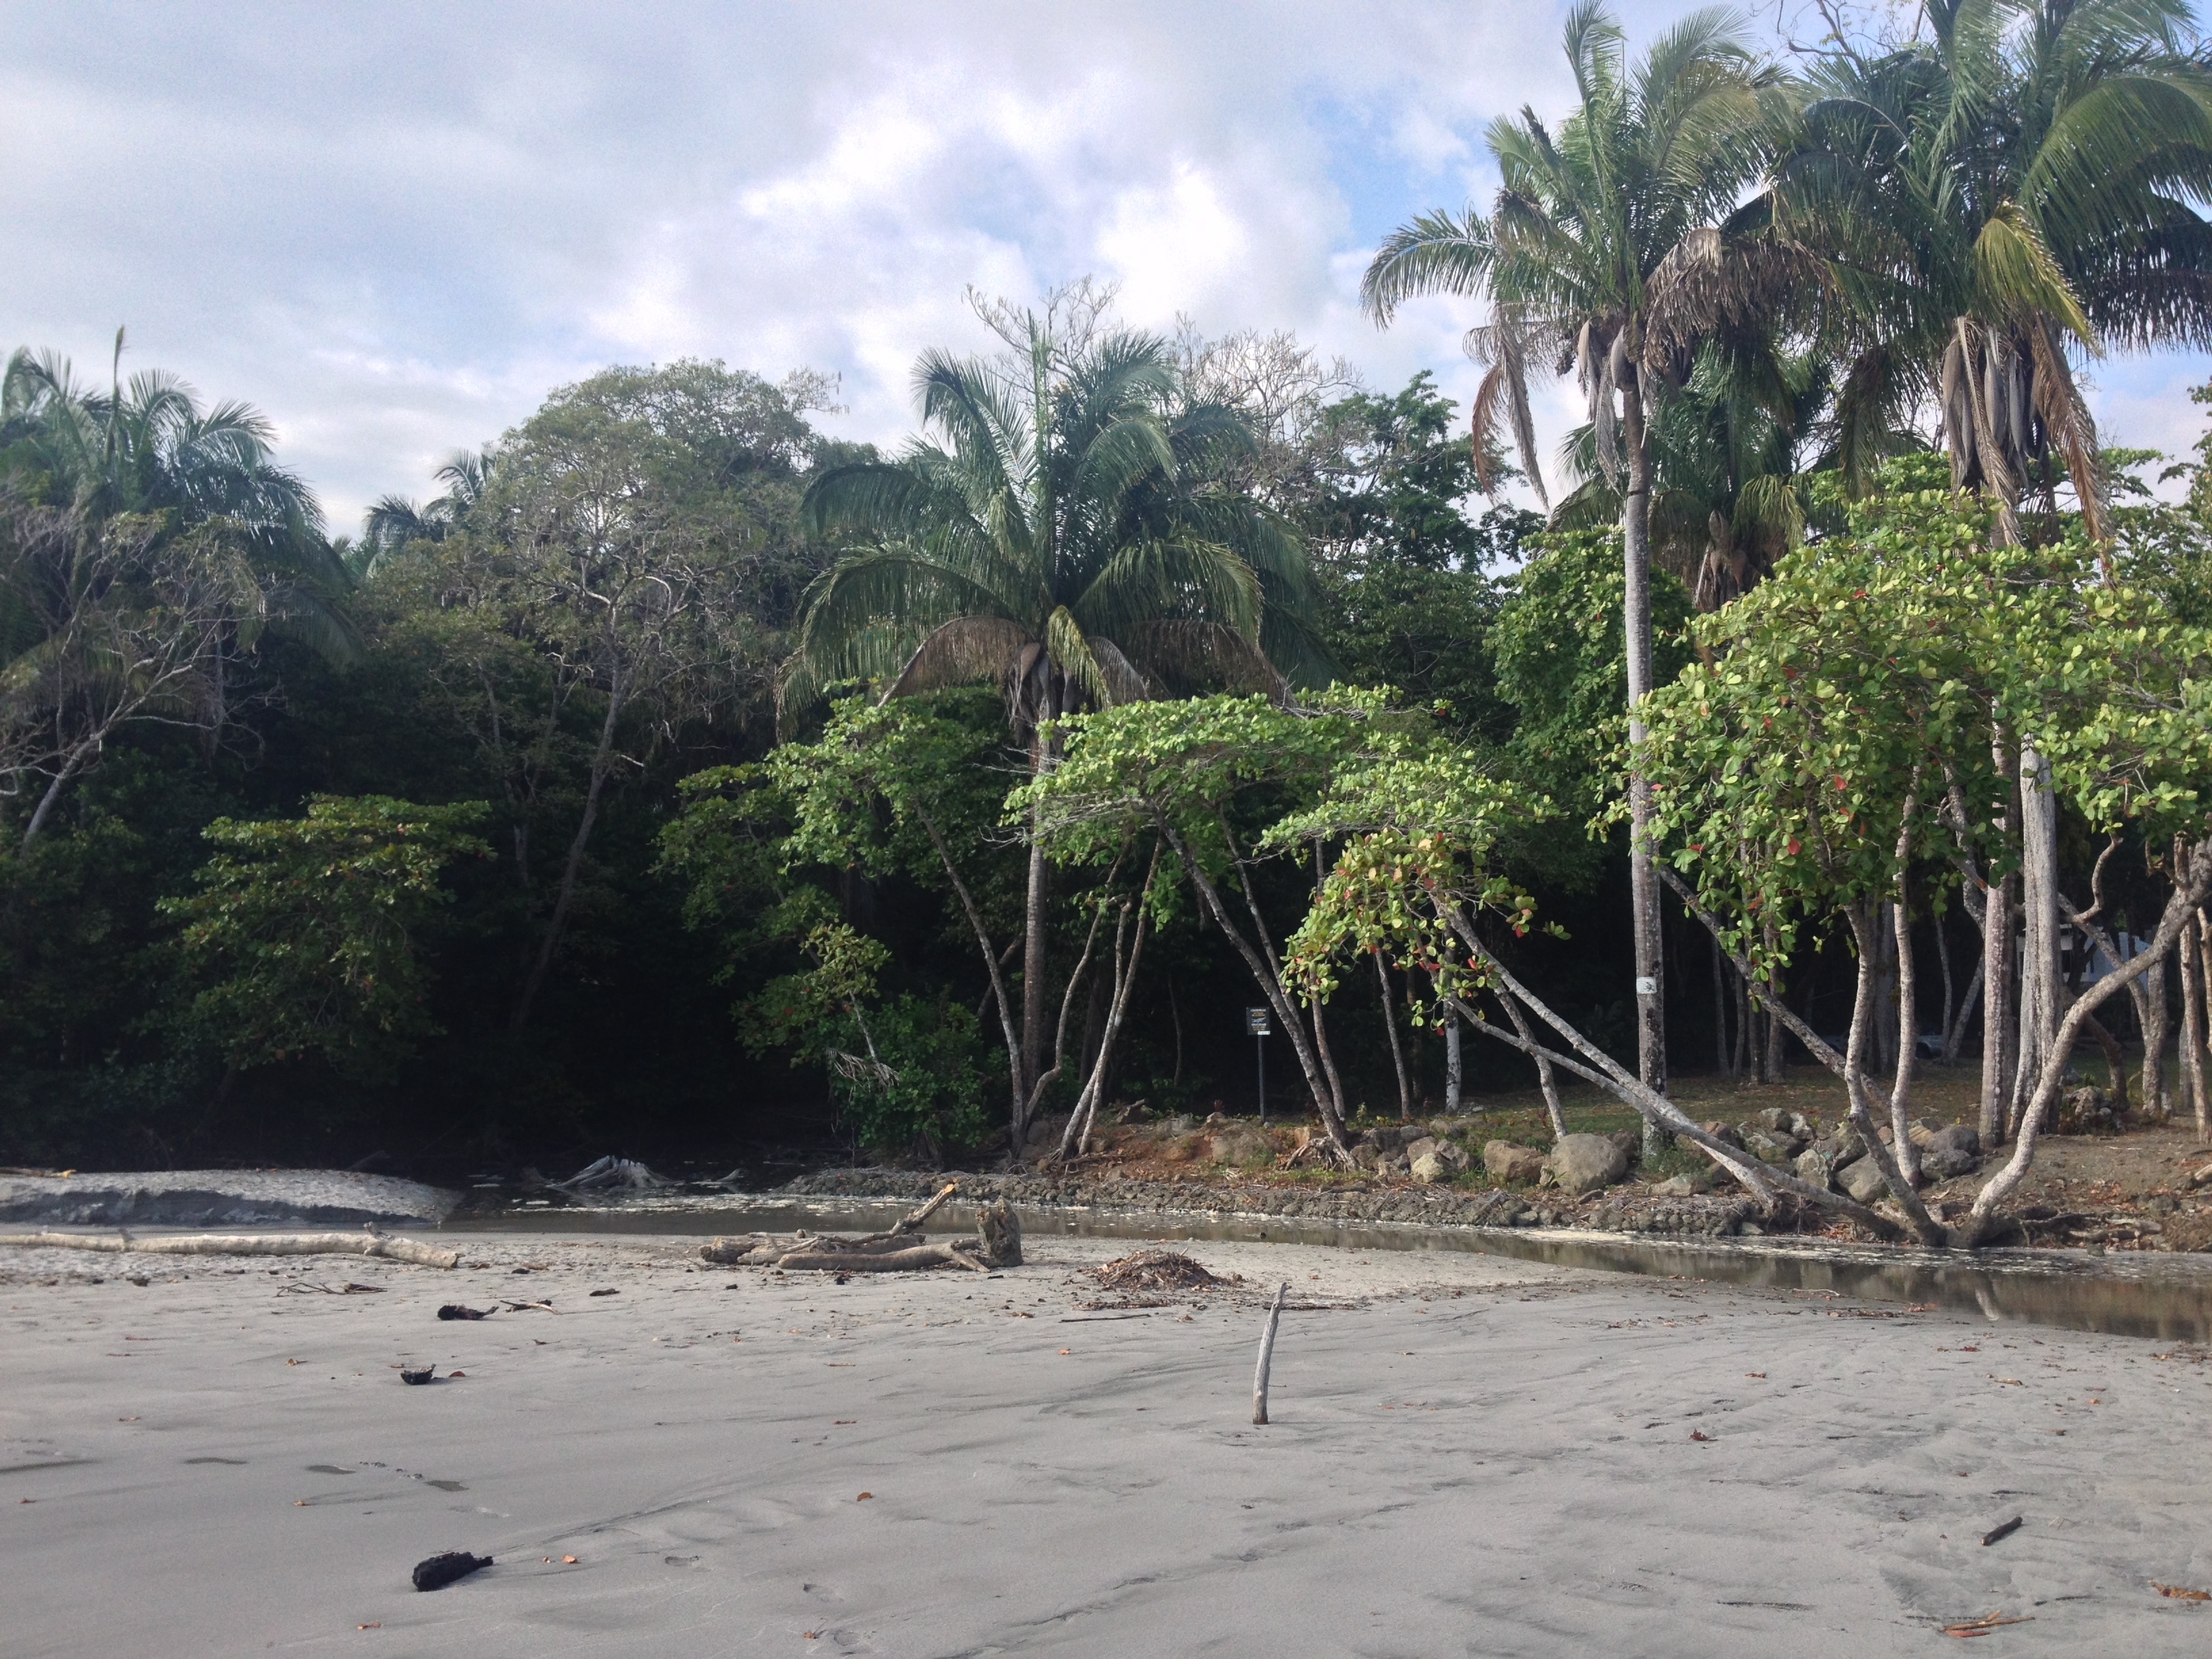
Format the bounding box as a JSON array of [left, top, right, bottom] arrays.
[[411, 1551, 491, 1591], [436, 1304, 491, 1321], [399, 1366, 436, 1385], [1093, 1249, 1233, 1294]]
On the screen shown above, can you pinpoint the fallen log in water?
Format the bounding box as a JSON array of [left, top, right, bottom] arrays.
[[701, 1184, 1021, 1273], [0, 1229, 459, 1269]]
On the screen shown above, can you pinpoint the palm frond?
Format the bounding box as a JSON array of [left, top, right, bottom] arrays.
[[1359, 209, 1495, 323]]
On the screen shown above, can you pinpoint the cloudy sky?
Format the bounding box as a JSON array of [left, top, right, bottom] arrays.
[[5, 1, 2208, 531]]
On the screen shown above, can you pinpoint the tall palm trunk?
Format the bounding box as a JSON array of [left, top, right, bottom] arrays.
[[1621, 370, 1668, 1155]]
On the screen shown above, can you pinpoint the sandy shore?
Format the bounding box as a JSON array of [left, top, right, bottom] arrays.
[[5, 1231, 2211, 1656]]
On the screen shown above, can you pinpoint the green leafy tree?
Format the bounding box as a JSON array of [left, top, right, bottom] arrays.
[[787, 289, 1323, 1128], [1639, 485, 2212, 1246], [1016, 690, 1404, 1161], [735, 904, 990, 1160], [1362, 3, 1790, 1108], [1492, 530, 1692, 830], [1, 340, 359, 840], [389, 360, 827, 1029], [161, 796, 489, 1084]]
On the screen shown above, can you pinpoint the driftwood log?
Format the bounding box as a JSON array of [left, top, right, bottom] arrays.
[[700, 1184, 1021, 1273], [0, 1229, 459, 1269]]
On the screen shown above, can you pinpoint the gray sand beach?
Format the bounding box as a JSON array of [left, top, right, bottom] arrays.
[[5, 1231, 2211, 1656]]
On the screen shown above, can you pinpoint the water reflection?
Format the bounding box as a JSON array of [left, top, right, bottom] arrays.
[[449, 1196, 2212, 1343]]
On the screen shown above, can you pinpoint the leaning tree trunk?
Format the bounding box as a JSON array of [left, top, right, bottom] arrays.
[[1620, 370, 1667, 1158]]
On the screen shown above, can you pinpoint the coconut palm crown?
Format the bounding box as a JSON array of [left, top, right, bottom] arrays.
[[1768, 0, 2212, 538], [1360, 1, 1789, 1107], [784, 310, 1323, 742]]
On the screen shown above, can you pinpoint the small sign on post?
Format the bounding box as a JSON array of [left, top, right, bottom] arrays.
[[1246, 1007, 1271, 1124]]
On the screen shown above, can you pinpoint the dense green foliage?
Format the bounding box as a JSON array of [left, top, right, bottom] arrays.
[[5, 2, 2212, 1179], [161, 796, 491, 1082]]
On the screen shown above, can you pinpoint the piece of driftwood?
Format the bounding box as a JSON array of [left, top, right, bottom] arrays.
[[0, 1229, 458, 1269], [1252, 1282, 1288, 1426], [699, 1184, 1021, 1273]]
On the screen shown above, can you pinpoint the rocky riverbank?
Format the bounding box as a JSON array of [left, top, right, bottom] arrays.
[[775, 1099, 2212, 1251]]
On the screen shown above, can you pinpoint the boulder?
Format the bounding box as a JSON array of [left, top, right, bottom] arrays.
[[1701, 1120, 1745, 1150], [1741, 1128, 1797, 1166], [1750, 1107, 1794, 1134], [1410, 1151, 1455, 1185], [1351, 1143, 1382, 1171], [1793, 1145, 1835, 1189], [1208, 1126, 1272, 1166], [1404, 1136, 1441, 1164], [1839, 1154, 1890, 1205], [1919, 1143, 1978, 1181], [1484, 1141, 1547, 1184], [1543, 1134, 1630, 1196], [1929, 1124, 1981, 1159]]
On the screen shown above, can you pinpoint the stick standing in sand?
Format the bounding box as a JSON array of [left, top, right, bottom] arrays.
[[1252, 1282, 1288, 1425]]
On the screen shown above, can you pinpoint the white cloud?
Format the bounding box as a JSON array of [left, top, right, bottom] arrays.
[[3, 0, 2203, 533]]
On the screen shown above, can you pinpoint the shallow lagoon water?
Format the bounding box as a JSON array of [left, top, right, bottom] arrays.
[[448, 1193, 2212, 1344]]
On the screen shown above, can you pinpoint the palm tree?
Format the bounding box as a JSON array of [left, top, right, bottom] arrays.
[[1770, 0, 2212, 539], [1771, 0, 2212, 1143], [786, 301, 1322, 1140], [351, 447, 497, 579], [0, 336, 355, 838], [1361, 2, 1787, 1109], [1551, 344, 1830, 613]]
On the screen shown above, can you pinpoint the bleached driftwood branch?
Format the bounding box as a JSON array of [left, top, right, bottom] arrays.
[[0, 1230, 459, 1269]]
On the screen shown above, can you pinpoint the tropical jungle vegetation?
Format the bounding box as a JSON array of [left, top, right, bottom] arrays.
[[4, 1, 2211, 1249]]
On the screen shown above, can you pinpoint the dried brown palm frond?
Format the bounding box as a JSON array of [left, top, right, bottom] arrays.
[[1641, 227, 1826, 389]]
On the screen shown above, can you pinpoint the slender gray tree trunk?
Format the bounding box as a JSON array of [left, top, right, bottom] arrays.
[[2011, 744, 2062, 1132], [1980, 735, 2020, 1145], [1889, 886, 1922, 1185], [1443, 1010, 1462, 1113], [1711, 935, 1732, 1078], [2139, 945, 2169, 1118], [1759, 922, 1786, 1082], [512, 681, 624, 1031], [2182, 903, 2209, 1140], [1376, 955, 1414, 1122], [1019, 706, 1066, 1135], [1620, 374, 1666, 1159]]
